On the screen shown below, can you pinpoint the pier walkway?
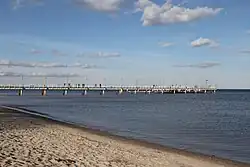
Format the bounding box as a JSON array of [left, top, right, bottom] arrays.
[[0, 85, 217, 96]]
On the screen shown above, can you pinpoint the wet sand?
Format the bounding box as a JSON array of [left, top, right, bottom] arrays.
[[0, 108, 249, 167]]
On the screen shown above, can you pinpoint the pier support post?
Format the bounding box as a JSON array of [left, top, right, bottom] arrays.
[[63, 89, 68, 96], [100, 89, 105, 95], [18, 89, 23, 96], [118, 88, 123, 95], [134, 90, 137, 94], [82, 89, 87, 96], [173, 89, 176, 94], [204, 90, 207, 94], [41, 89, 47, 96]]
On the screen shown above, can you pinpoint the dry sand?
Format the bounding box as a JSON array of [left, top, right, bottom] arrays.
[[0, 108, 249, 167]]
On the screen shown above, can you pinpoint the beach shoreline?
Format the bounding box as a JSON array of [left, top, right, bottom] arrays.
[[0, 106, 249, 167]]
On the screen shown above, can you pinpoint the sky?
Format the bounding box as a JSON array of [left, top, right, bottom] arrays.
[[0, 0, 250, 88]]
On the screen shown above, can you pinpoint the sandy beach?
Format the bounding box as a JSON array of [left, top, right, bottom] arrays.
[[0, 108, 249, 167]]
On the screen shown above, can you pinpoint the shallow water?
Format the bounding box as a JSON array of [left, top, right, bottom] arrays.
[[0, 90, 250, 164]]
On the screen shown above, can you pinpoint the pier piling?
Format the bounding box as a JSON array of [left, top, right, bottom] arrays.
[[82, 90, 87, 96], [100, 89, 105, 95], [18, 89, 23, 96], [63, 90, 68, 96], [41, 89, 47, 96], [118, 88, 123, 95]]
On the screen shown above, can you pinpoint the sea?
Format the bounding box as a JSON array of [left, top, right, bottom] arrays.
[[0, 90, 250, 164]]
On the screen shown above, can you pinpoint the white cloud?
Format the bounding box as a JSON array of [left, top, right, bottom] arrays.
[[0, 60, 67, 68], [70, 63, 99, 69], [174, 62, 221, 69], [0, 71, 20, 77], [191, 37, 218, 48], [0, 71, 79, 78], [28, 72, 80, 78], [74, 0, 123, 12], [13, 0, 122, 12], [77, 51, 121, 58], [240, 49, 250, 54], [95, 52, 120, 57], [159, 42, 174, 47], [51, 49, 68, 57], [0, 60, 98, 69], [12, 0, 43, 10], [135, 0, 222, 26], [30, 48, 43, 54]]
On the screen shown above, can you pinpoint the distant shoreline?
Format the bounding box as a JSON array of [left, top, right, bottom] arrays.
[[1, 105, 249, 167]]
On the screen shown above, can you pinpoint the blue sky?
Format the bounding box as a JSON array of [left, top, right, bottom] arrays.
[[0, 0, 250, 88]]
